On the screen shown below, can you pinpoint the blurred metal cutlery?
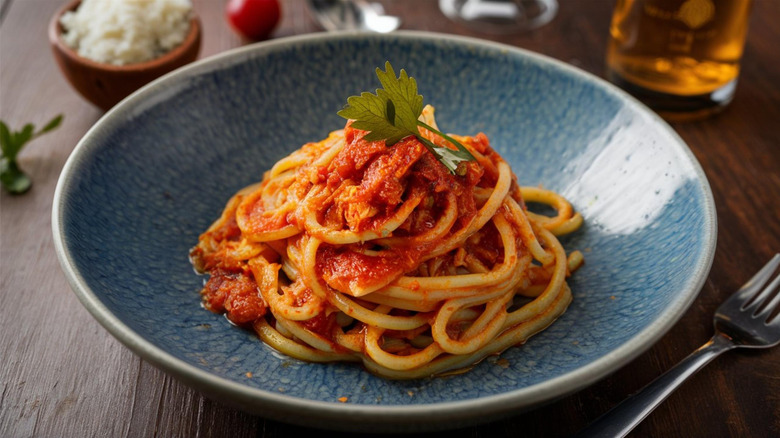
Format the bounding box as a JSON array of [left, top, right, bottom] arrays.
[[308, 0, 401, 33]]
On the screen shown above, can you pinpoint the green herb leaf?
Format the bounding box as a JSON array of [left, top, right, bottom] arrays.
[[340, 92, 409, 145], [0, 121, 11, 158], [39, 114, 63, 135], [0, 158, 31, 194], [12, 124, 34, 158], [417, 120, 476, 165], [0, 114, 63, 194], [338, 62, 476, 174], [375, 63, 423, 133]]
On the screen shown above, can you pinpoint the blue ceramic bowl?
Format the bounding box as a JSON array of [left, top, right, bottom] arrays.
[[53, 32, 716, 432]]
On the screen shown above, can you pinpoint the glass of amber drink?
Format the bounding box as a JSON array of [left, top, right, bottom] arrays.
[[606, 0, 753, 121]]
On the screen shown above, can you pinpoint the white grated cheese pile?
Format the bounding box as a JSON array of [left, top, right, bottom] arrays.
[[60, 0, 193, 66]]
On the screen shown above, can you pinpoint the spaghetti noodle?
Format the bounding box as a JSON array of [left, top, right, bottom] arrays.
[[190, 106, 583, 379]]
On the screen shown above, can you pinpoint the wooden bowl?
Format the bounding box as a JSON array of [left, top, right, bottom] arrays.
[[49, 0, 201, 111]]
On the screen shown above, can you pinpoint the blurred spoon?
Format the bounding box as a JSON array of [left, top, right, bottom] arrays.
[[308, 0, 401, 33]]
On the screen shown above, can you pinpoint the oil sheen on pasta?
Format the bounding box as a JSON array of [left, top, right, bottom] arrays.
[[190, 106, 584, 379]]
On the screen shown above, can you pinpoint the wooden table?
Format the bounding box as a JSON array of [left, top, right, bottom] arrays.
[[2, 1, 778, 436]]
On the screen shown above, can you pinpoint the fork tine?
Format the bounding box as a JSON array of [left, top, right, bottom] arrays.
[[753, 270, 780, 321], [736, 254, 780, 310]]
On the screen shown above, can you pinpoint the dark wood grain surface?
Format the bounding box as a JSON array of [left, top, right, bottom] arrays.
[[1, 1, 778, 437]]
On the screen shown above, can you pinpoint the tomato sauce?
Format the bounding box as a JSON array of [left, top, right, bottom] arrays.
[[316, 243, 422, 294], [313, 125, 485, 295], [201, 268, 267, 325]]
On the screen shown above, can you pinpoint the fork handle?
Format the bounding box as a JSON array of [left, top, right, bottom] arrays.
[[574, 333, 736, 438]]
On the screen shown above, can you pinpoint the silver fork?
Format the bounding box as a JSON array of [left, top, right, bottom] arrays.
[[576, 253, 780, 438]]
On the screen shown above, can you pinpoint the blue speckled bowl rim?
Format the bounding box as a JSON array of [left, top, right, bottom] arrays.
[[52, 31, 716, 431]]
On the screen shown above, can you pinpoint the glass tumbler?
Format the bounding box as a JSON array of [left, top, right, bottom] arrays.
[[606, 0, 753, 121], [439, 0, 558, 34]]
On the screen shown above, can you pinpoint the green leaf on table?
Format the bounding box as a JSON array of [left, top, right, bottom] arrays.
[[39, 114, 63, 134], [0, 158, 32, 194], [0, 121, 13, 158], [0, 114, 64, 194]]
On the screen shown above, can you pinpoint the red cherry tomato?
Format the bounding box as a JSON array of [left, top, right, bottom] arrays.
[[226, 0, 281, 41]]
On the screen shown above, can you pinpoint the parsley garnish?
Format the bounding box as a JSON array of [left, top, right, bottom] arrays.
[[337, 62, 476, 175], [0, 114, 63, 194]]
